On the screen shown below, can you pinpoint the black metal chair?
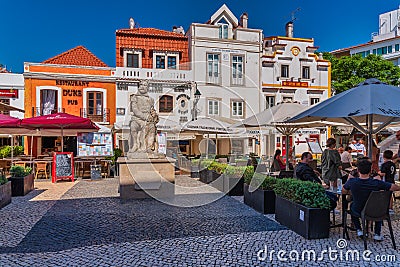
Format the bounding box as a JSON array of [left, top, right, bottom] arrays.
[[278, 170, 294, 179], [343, 191, 396, 250]]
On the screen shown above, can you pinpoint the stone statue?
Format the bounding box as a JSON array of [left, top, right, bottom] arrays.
[[128, 80, 162, 159]]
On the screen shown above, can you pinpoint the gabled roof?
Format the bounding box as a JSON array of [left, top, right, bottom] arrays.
[[42, 46, 108, 67], [116, 28, 186, 39], [209, 4, 238, 27]]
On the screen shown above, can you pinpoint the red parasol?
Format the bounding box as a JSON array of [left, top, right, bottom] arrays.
[[21, 113, 99, 152], [0, 114, 22, 128]]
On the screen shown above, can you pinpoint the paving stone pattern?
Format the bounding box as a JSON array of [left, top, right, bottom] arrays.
[[0, 177, 400, 266]]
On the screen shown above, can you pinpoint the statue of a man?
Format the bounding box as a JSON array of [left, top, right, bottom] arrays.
[[128, 80, 161, 158]]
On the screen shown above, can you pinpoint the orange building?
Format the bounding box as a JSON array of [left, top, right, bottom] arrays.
[[23, 46, 116, 156]]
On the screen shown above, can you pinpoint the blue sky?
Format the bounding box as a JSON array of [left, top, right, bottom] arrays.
[[0, 0, 398, 73]]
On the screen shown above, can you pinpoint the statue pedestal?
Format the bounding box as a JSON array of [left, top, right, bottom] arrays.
[[118, 157, 175, 200]]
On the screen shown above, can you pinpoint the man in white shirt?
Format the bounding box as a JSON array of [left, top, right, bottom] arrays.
[[349, 139, 358, 158], [341, 146, 353, 169], [354, 139, 366, 157]]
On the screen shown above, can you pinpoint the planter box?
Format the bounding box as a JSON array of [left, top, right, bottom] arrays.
[[244, 183, 275, 214], [9, 174, 34, 196], [190, 165, 199, 178], [224, 175, 244, 196], [275, 195, 330, 239], [200, 170, 220, 184], [0, 181, 11, 209]]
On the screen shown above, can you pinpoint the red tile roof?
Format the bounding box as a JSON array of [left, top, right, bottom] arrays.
[[42, 46, 108, 67], [116, 28, 186, 39]]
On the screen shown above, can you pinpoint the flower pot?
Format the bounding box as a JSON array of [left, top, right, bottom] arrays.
[[224, 175, 244, 196], [190, 165, 199, 178], [0, 181, 11, 209], [9, 174, 34, 196], [275, 195, 330, 239], [244, 183, 275, 214]]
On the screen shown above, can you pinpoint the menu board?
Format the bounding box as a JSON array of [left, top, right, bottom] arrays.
[[52, 152, 74, 183], [307, 140, 323, 154], [77, 133, 113, 156]]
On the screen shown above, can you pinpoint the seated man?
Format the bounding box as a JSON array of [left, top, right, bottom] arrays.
[[342, 158, 400, 241], [296, 152, 338, 209], [296, 152, 322, 184]]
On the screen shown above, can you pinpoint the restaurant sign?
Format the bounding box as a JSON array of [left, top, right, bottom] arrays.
[[0, 89, 18, 98], [282, 81, 308, 87]]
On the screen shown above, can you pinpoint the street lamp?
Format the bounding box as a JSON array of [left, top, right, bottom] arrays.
[[192, 83, 201, 121]]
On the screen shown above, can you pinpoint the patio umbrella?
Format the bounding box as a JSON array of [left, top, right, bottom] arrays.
[[21, 113, 99, 152], [287, 78, 400, 158], [0, 114, 26, 163]]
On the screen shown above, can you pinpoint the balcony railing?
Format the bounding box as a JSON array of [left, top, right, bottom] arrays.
[[115, 67, 192, 82], [32, 107, 65, 117], [80, 108, 110, 123]]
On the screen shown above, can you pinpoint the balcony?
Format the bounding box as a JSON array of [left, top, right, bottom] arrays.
[[32, 107, 65, 117], [115, 67, 192, 82], [80, 108, 110, 124]]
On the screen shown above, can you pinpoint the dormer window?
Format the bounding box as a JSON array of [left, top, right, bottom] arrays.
[[124, 49, 142, 68], [219, 24, 229, 39]]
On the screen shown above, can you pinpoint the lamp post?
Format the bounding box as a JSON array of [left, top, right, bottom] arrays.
[[191, 82, 201, 121]]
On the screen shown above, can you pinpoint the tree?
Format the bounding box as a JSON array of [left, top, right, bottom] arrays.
[[321, 53, 400, 94]]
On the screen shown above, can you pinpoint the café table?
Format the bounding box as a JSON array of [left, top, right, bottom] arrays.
[[326, 187, 352, 239]]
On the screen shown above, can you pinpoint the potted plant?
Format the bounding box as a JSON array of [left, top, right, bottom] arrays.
[[0, 175, 11, 209], [207, 161, 227, 189], [221, 165, 253, 196], [274, 178, 331, 239], [199, 159, 213, 183], [190, 159, 200, 178], [244, 172, 277, 214], [8, 166, 34, 196]]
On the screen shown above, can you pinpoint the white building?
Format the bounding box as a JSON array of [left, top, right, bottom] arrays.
[[332, 7, 400, 65], [187, 4, 263, 155], [261, 22, 331, 156], [0, 73, 25, 118]]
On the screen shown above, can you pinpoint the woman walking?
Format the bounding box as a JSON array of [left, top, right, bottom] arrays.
[[322, 138, 342, 186]]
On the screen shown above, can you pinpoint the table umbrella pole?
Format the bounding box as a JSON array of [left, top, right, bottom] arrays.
[[11, 135, 13, 165], [367, 114, 373, 159], [61, 126, 64, 152], [30, 135, 33, 161], [285, 133, 289, 171]]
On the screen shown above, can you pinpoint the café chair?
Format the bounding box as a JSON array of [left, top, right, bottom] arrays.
[[35, 161, 49, 179], [14, 161, 26, 168], [278, 170, 294, 179], [343, 191, 395, 250]]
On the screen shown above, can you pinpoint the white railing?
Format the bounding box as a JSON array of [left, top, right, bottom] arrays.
[[115, 67, 192, 81]]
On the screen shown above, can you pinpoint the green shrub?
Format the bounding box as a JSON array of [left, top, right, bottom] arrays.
[[199, 159, 214, 170], [244, 172, 277, 190], [106, 148, 123, 165], [207, 161, 227, 174], [10, 166, 33, 177], [273, 178, 330, 209], [191, 159, 200, 166], [0, 146, 24, 158], [225, 165, 246, 178], [242, 166, 255, 184], [0, 176, 7, 185]]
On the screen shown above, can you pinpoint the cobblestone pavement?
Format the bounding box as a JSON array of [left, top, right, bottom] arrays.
[[0, 176, 399, 266]]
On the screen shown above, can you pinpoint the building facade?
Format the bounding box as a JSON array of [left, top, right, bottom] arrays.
[[187, 4, 263, 155], [23, 46, 116, 156], [114, 23, 194, 155], [261, 22, 331, 156]]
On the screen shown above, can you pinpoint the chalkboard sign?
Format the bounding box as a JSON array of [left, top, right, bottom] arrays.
[[307, 141, 323, 154], [52, 152, 74, 183]]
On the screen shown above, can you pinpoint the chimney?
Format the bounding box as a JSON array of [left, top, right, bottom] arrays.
[[285, 21, 293, 37], [240, 13, 248, 28]]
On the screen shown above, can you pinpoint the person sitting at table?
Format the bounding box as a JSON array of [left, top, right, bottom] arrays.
[[342, 158, 400, 241], [271, 149, 285, 171], [341, 146, 353, 170], [295, 152, 323, 184], [296, 152, 338, 210]]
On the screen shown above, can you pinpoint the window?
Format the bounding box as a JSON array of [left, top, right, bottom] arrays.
[[302, 66, 310, 79], [156, 55, 165, 69], [167, 56, 177, 69], [219, 24, 228, 39], [127, 54, 139, 68], [159, 95, 173, 113], [87, 91, 103, 116], [266, 95, 275, 109], [310, 97, 320, 105], [281, 65, 289, 78], [395, 44, 399, 52], [377, 48, 383, 55], [207, 54, 220, 84], [208, 100, 219, 116], [373, 49, 377, 55], [282, 96, 293, 102], [388, 45, 393, 53], [40, 89, 58, 115], [232, 101, 244, 116], [0, 99, 10, 115], [232, 56, 243, 85]]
